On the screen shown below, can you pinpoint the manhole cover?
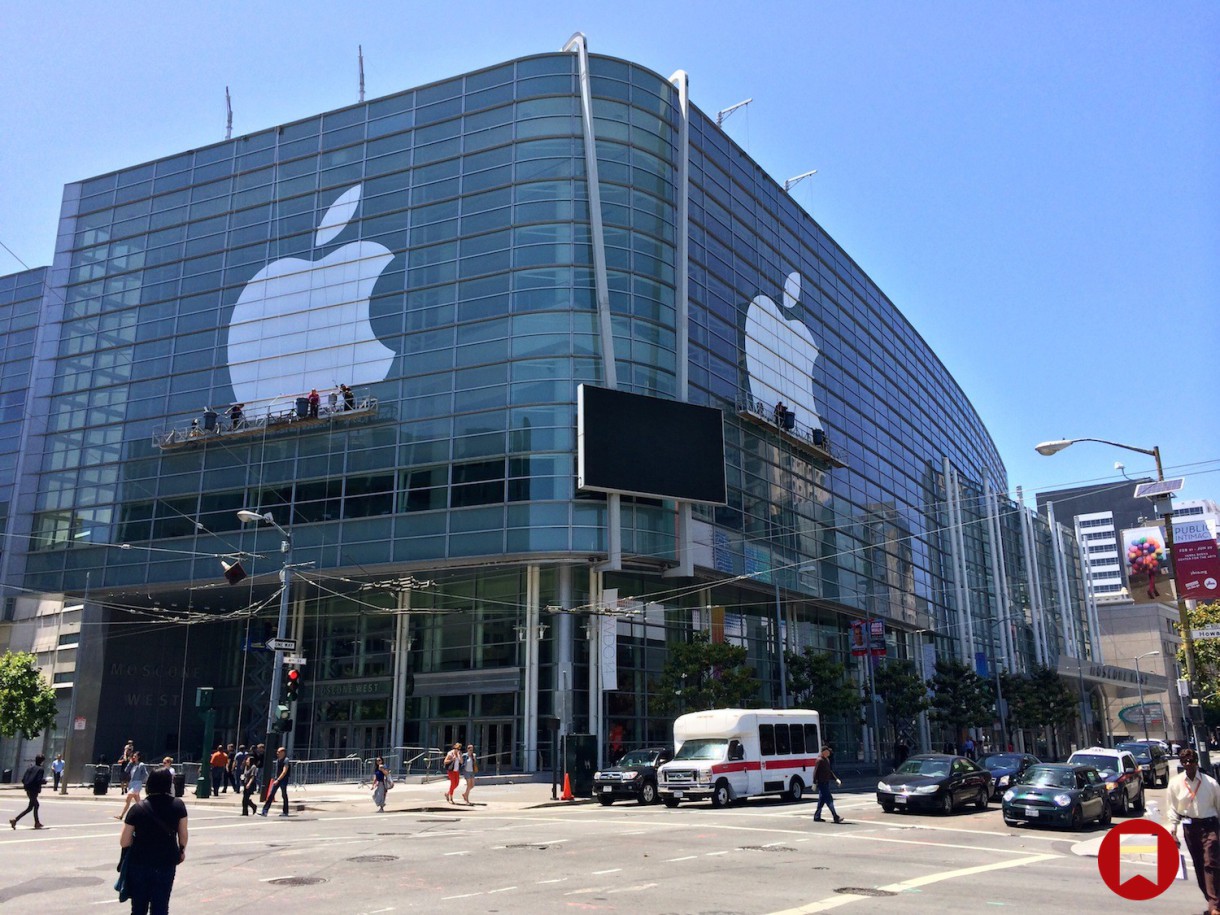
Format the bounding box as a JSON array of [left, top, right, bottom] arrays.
[[738, 845, 796, 853], [835, 888, 897, 898], [346, 855, 399, 863], [267, 877, 327, 887], [505, 844, 548, 850]]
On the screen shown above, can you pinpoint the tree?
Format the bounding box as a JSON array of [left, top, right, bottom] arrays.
[[1027, 664, 1078, 731], [1181, 600, 1220, 714], [928, 659, 992, 736], [1000, 669, 1039, 732], [785, 647, 860, 718], [0, 651, 58, 739], [871, 659, 929, 740], [651, 632, 759, 716]]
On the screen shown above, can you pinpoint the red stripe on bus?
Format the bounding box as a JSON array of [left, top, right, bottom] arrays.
[[763, 757, 818, 770], [710, 761, 762, 774]]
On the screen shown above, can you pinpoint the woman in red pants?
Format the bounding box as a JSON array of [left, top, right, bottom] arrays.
[[443, 742, 463, 803]]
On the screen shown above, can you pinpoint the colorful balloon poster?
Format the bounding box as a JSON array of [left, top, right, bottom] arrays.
[[1121, 525, 1176, 605]]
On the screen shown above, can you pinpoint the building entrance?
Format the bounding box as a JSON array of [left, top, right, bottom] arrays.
[[430, 719, 515, 771]]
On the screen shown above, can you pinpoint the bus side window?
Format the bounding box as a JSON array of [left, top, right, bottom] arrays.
[[759, 724, 775, 756], [790, 724, 805, 754], [728, 739, 744, 761], [804, 724, 820, 752], [775, 723, 791, 755]]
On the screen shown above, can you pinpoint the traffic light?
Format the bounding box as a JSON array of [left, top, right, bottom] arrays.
[[285, 667, 301, 703], [272, 702, 290, 732], [222, 560, 247, 585]]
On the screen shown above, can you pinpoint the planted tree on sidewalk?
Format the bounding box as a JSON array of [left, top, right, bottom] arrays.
[[0, 650, 58, 739], [1181, 600, 1220, 719], [928, 659, 991, 743], [651, 632, 759, 715], [785, 647, 860, 716], [870, 659, 929, 754]]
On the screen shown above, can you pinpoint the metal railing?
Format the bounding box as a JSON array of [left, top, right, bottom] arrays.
[[736, 395, 838, 461], [291, 755, 366, 787]]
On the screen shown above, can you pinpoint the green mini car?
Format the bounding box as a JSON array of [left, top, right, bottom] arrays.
[[1002, 763, 1112, 831]]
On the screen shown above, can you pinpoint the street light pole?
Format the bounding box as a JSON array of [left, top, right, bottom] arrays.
[[1133, 650, 1161, 744], [237, 510, 293, 789], [1036, 438, 1204, 752]]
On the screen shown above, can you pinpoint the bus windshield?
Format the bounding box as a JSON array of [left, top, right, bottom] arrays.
[[674, 739, 727, 761]]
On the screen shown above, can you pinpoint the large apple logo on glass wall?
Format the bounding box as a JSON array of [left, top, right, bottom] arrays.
[[743, 272, 824, 430], [226, 184, 395, 405]]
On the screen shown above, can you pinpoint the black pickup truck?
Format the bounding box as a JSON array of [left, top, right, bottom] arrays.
[[593, 746, 674, 805]]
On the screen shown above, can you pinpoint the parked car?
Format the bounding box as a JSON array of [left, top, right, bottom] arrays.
[[1116, 741, 1170, 788], [1002, 763, 1112, 831], [594, 746, 674, 805], [1066, 747, 1144, 815], [876, 754, 992, 815], [980, 752, 1040, 798]]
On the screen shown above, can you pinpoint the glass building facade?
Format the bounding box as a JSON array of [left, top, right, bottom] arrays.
[[2, 44, 1100, 772]]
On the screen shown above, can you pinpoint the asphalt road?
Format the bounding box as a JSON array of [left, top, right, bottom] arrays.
[[0, 782, 1199, 913]]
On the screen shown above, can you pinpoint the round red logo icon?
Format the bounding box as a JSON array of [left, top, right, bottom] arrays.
[[1097, 819, 1180, 900]]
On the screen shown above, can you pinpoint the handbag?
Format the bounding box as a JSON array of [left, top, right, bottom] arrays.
[[115, 846, 131, 902]]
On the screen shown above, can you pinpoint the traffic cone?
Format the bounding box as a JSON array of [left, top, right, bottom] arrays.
[[562, 772, 574, 801]]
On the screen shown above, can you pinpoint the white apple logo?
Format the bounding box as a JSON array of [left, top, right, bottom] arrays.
[[226, 184, 395, 405], [744, 272, 824, 430]]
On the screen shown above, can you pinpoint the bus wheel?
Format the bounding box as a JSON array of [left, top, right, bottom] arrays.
[[787, 777, 805, 802], [711, 780, 731, 808]]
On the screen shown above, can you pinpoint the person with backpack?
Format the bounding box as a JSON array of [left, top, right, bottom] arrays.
[[10, 754, 47, 829]]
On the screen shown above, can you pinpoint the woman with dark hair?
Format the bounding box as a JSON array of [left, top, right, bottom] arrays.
[[120, 767, 187, 915]]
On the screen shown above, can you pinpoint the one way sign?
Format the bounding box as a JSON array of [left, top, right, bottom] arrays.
[[265, 637, 297, 652]]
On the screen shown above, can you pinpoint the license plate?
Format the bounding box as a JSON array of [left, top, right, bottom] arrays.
[[1025, 808, 1039, 817], [895, 795, 907, 804], [672, 791, 684, 798], [602, 785, 612, 793]]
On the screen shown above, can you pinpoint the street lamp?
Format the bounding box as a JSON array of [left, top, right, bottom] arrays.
[[1036, 436, 1204, 752], [238, 509, 294, 785], [1133, 650, 1161, 744]]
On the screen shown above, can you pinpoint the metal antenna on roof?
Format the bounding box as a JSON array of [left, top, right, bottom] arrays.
[[225, 86, 233, 140], [358, 46, 365, 103], [716, 98, 752, 127]]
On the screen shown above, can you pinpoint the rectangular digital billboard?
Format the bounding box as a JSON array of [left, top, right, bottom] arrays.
[[577, 384, 727, 504]]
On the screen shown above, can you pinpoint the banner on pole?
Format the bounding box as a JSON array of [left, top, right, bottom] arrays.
[[1172, 519, 1220, 601]]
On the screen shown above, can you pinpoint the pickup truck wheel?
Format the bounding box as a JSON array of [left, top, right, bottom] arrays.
[[710, 780, 731, 809], [597, 795, 614, 806], [639, 781, 658, 805], [662, 796, 680, 808]]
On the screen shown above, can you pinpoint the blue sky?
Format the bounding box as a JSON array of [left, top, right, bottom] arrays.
[[2, 1, 1216, 505]]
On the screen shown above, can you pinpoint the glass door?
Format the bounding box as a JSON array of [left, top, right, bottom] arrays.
[[477, 719, 514, 773]]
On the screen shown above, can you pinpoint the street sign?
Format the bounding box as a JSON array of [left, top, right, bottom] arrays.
[[1191, 626, 1220, 641], [283, 655, 307, 666], [265, 637, 297, 652]]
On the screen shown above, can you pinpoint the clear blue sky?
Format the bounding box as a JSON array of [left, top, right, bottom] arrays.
[[2, 1, 1216, 505]]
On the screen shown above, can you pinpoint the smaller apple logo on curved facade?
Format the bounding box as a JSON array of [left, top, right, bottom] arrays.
[[744, 272, 824, 431], [226, 184, 395, 405]]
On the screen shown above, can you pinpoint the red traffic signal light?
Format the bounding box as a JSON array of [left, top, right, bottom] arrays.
[[285, 667, 301, 702]]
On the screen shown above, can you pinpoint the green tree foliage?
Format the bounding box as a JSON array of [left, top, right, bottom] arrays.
[[785, 647, 861, 718], [0, 651, 58, 739], [1181, 600, 1220, 710], [871, 659, 929, 737], [651, 632, 760, 715], [929, 659, 992, 734], [1000, 665, 1077, 730]]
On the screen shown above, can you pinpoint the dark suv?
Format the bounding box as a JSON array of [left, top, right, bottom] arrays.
[[594, 747, 674, 805], [1117, 742, 1171, 788]]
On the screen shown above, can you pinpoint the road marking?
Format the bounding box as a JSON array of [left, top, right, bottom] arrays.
[[441, 892, 483, 900], [706, 850, 728, 856], [607, 883, 659, 894], [487, 886, 517, 894], [666, 855, 699, 862], [443, 850, 469, 856], [536, 878, 568, 884], [591, 867, 621, 874], [765, 853, 1060, 914], [259, 875, 297, 882]]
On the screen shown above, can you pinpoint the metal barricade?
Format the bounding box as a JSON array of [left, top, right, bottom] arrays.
[[291, 755, 366, 787]]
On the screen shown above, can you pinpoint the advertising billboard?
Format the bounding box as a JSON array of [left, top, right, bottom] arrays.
[[1171, 519, 1220, 602], [1122, 525, 1176, 604]]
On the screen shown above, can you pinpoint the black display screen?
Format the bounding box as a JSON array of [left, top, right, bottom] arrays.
[[577, 385, 727, 504]]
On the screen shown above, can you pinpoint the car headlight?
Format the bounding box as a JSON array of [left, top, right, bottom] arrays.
[[878, 782, 892, 792], [594, 771, 602, 780], [914, 785, 940, 794], [1054, 794, 1073, 807], [1105, 781, 1118, 792], [996, 775, 1008, 787], [622, 771, 638, 780], [1003, 789, 1016, 802], [699, 769, 711, 780]]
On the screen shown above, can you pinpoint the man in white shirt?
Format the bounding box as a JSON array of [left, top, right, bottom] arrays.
[[1167, 747, 1220, 915]]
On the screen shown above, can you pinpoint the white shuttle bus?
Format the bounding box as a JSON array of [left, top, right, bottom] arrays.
[[657, 708, 821, 808]]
